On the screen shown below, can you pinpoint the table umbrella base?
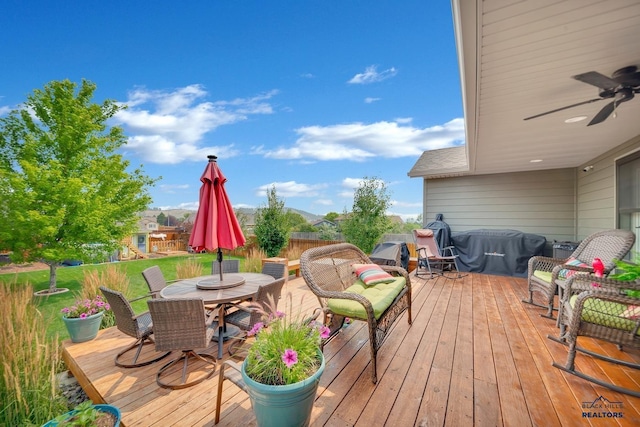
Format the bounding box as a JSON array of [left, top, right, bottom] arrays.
[[197, 274, 246, 289]]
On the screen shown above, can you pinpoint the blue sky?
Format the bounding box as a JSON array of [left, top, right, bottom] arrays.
[[1, 1, 464, 221]]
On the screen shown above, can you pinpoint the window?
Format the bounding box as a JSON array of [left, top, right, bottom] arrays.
[[617, 150, 640, 258]]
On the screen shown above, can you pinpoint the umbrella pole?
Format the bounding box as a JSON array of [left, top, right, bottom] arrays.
[[217, 248, 223, 281]]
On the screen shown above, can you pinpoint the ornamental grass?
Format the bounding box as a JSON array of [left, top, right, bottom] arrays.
[[0, 279, 67, 426], [175, 257, 203, 279]]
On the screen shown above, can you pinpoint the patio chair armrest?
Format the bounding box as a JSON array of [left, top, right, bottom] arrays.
[[528, 256, 566, 274], [128, 293, 152, 303], [379, 265, 412, 291], [566, 274, 640, 297], [551, 263, 594, 282]]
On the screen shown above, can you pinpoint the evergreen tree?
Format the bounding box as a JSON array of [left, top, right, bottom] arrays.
[[253, 186, 289, 257]]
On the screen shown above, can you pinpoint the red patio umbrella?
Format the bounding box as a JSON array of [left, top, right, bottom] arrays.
[[189, 155, 246, 283]]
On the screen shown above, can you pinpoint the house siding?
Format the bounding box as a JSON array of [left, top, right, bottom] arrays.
[[576, 134, 640, 240], [423, 169, 576, 246]]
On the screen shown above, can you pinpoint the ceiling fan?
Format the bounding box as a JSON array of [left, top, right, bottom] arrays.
[[524, 65, 640, 126]]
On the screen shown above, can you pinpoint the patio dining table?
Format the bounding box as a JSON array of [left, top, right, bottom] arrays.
[[160, 272, 275, 359]]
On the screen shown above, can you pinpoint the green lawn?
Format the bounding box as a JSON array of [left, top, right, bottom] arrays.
[[0, 253, 237, 342]]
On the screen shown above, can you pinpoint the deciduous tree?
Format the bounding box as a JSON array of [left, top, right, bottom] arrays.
[[341, 177, 391, 253], [0, 79, 156, 293]]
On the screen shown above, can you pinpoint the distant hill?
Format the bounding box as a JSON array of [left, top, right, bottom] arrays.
[[144, 207, 323, 224]]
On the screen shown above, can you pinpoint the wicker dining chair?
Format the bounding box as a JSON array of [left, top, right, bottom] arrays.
[[523, 229, 635, 318], [224, 277, 286, 355], [549, 273, 640, 397], [99, 286, 170, 368], [141, 266, 169, 299], [147, 298, 218, 389], [212, 259, 240, 275], [261, 262, 287, 280], [300, 243, 412, 383]]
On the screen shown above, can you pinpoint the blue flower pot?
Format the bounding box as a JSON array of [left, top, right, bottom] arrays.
[[42, 403, 121, 426], [241, 351, 325, 427], [62, 311, 104, 343]]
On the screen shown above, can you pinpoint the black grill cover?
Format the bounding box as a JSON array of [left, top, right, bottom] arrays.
[[370, 241, 410, 271], [451, 229, 546, 277], [425, 213, 452, 251]]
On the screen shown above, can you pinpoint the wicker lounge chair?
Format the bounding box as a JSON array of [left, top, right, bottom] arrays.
[[212, 259, 240, 275], [99, 286, 170, 368], [300, 243, 412, 383], [412, 228, 461, 278], [147, 298, 218, 389], [524, 229, 635, 318], [549, 273, 640, 397], [224, 277, 286, 355], [141, 266, 169, 299]]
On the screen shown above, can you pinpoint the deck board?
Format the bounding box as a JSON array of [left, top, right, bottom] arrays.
[[62, 272, 640, 426]]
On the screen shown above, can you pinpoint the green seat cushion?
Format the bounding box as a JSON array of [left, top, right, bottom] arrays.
[[327, 276, 406, 320], [533, 270, 552, 283], [569, 295, 640, 334]]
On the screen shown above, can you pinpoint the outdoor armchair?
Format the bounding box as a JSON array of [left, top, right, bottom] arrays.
[[99, 286, 170, 368], [549, 273, 640, 397], [147, 298, 218, 389], [524, 229, 635, 318], [300, 243, 412, 383]]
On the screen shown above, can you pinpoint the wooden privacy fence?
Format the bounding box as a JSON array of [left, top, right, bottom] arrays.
[[149, 239, 188, 253], [229, 235, 417, 259]]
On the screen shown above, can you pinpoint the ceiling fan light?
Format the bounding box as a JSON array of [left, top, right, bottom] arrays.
[[530, 159, 543, 163], [564, 116, 588, 123]]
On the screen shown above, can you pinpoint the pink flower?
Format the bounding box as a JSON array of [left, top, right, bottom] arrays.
[[282, 349, 298, 368], [79, 313, 87, 319], [320, 326, 331, 339], [248, 322, 264, 337]]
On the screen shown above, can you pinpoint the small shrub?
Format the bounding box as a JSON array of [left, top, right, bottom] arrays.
[[0, 279, 68, 426], [176, 257, 203, 279]]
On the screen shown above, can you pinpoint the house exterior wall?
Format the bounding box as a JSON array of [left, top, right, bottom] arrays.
[[423, 169, 576, 246], [576, 134, 640, 240]]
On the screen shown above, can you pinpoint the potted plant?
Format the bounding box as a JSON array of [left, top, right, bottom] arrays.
[[43, 400, 121, 426], [240, 295, 330, 427], [61, 295, 111, 343]]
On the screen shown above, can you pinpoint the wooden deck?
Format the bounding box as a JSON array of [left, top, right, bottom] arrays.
[[62, 272, 640, 426]]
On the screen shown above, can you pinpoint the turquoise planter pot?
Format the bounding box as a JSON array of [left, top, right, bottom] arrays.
[[62, 311, 104, 343], [241, 352, 325, 427], [42, 403, 121, 426]]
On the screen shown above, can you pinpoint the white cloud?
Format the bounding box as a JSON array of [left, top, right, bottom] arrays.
[[313, 199, 333, 206], [113, 85, 278, 164], [259, 118, 464, 161], [159, 201, 200, 211], [364, 97, 381, 104], [159, 184, 190, 194], [0, 105, 10, 116], [301, 73, 315, 79], [255, 181, 327, 198], [395, 117, 413, 124], [390, 200, 422, 208], [348, 65, 397, 84]]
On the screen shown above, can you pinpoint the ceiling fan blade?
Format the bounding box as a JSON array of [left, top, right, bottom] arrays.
[[587, 101, 615, 126], [523, 98, 603, 121], [573, 71, 619, 90]]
